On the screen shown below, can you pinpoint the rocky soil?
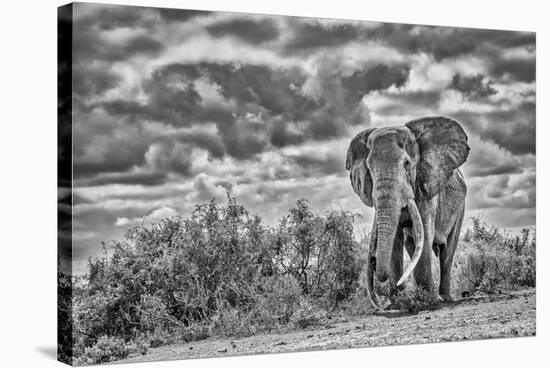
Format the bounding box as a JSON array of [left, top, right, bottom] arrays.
[[117, 288, 535, 364]]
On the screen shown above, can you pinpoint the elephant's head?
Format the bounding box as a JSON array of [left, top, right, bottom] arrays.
[[346, 116, 469, 308]]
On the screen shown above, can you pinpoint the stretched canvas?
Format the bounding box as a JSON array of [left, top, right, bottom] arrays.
[[58, 2, 536, 366]]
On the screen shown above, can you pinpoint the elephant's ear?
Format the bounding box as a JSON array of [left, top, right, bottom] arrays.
[[346, 128, 377, 207], [406, 116, 469, 198]]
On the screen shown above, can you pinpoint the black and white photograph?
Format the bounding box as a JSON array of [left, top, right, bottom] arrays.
[[57, 2, 536, 366]]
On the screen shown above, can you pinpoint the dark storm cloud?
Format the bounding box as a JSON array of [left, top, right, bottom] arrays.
[[270, 119, 307, 147], [200, 63, 314, 117], [489, 56, 536, 83], [375, 25, 535, 83], [101, 62, 311, 126], [100, 99, 145, 118], [100, 70, 204, 125], [217, 116, 269, 160], [95, 62, 306, 159], [283, 20, 360, 53], [68, 4, 536, 251], [198, 59, 377, 143], [74, 146, 148, 178], [484, 175, 510, 199], [175, 129, 226, 159], [73, 4, 166, 64], [73, 193, 93, 205], [450, 73, 497, 98], [467, 163, 522, 177], [375, 91, 443, 116], [342, 64, 410, 101], [76, 138, 194, 181], [96, 58, 410, 156], [290, 152, 343, 176], [72, 107, 224, 181], [466, 142, 526, 177], [71, 203, 150, 262], [364, 23, 535, 61], [72, 106, 185, 183], [206, 18, 280, 44], [467, 172, 535, 211], [98, 60, 404, 159], [76, 3, 210, 30], [145, 141, 194, 176], [74, 32, 164, 63], [72, 114, 151, 179], [77, 3, 149, 30], [141, 69, 204, 124], [156, 8, 211, 23], [121, 35, 164, 57], [454, 102, 536, 155], [75, 171, 168, 187], [301, 60, 409, 139], [73, 65, 119, 97], [280, 20, 535, 83]]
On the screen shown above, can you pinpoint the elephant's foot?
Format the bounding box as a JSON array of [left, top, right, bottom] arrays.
[[438, 294, 453, 303]]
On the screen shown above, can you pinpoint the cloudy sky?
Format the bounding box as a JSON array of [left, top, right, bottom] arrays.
[[69, 3, 535, 273]]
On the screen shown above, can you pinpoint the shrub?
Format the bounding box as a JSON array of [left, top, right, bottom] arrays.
[[453, 240, 511, 294], [290, 297, 325, 328], [273, 201, 361, 305], [73, 335, 149, 365], [69, 196, 363, 363], [392, 286, 439, 314], [251, 275, 302, 329], [512, 254, 536, 287], [57, 261, 74, 364], [320, 210, 362, 305], [452, 218, 535, 296], [348, 264, 377, 316], [67, 203, 535, 364]]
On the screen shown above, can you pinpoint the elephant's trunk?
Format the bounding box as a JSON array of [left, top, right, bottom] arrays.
[[374, 201, 400, 283], [366, 199, 424, 310]]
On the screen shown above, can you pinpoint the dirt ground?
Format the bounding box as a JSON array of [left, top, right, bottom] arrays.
[[117, 288, 535, 364]]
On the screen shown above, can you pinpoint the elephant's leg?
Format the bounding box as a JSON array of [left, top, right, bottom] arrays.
[[413, 201, 436, 293], [389, 226, 404, 297], [439, 207, 464, 301], [414, 236, 434, 292], [404, 226, 433, 292]]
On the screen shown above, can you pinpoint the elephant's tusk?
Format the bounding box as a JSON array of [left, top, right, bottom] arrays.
[[397, 199, 425, 286]]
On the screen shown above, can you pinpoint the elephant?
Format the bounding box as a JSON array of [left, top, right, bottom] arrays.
[[345, 116, 469, 309]]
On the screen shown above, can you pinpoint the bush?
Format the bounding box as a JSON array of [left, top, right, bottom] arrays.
[[73, 335, 149, 365], [290, 297, 325, 328], [453, 218, 535, 296], [453, 240, 511, 293], [512, 253, 536, 287], [68, 196, 363, 364], [392, 285, 439, 314], [251, 275, 303, 330], [273, 201, 361, 305], [348, 265, 377, 316], [57, 261, 74, 364], [66, 202, 535, 364]]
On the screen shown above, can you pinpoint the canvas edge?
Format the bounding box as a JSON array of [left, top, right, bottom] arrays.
[[58, 2, 74, 366]]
